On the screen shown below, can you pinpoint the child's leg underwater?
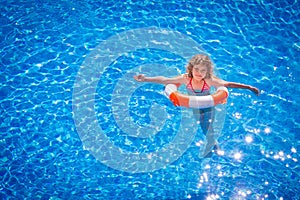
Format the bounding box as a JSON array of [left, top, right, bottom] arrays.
[[195, 108, 220, 157]]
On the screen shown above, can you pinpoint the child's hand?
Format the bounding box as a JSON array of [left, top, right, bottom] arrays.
[[250, 86, 260, 96], [134, 74, 145, 82]]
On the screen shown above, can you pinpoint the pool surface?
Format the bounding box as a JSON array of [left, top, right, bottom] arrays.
[[1, 0, 299, 199]]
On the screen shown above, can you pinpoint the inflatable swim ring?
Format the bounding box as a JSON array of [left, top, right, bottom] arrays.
[[165, 84, 229, 109]]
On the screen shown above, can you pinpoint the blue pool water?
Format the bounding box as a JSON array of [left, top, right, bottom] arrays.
[[1, 0, 299, 199]]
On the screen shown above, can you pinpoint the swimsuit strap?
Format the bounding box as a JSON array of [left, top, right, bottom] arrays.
[[201, 79, 210, 93], [189, 78, 193, 87]]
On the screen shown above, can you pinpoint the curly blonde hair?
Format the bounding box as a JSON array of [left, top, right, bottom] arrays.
[[186, 54, 214, 78]]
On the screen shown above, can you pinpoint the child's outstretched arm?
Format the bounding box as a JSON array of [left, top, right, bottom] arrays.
[[210, 77, 260, 95], [224, 82, 260, 95], [134, 74, 186, 85]]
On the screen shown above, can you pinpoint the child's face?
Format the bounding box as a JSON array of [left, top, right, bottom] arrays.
[[192, 65, 207, 80]]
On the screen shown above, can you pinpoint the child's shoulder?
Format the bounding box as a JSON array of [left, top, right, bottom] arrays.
[[180, 73, 192, 79], [181, 74, 190, 83], [206, 76, 226, 86]]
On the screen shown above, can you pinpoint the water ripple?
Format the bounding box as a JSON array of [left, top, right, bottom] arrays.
[[1, 0, 299, 199]]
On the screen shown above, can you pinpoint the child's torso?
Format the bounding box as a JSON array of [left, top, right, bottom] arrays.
[[186, 78, 210, 96]]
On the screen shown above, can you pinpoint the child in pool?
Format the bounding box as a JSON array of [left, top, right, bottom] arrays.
[[134, 54, 259, 157]]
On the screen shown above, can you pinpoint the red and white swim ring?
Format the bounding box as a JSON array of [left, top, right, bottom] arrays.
[[164, 84, 229, 109]]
